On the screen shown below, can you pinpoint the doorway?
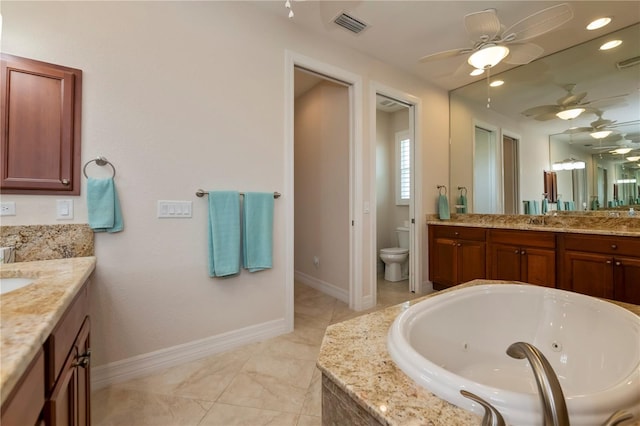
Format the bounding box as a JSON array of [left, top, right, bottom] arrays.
[[502, 133, 520, 214], [371, 83, 422, 305], [473, 124, 500, 213]]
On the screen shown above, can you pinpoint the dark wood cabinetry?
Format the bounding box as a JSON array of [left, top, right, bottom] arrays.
[[488, 229, 556, 287], [428, 226, 486, 290], [559, 234, 640, 304], [1, 54, 82, 195]]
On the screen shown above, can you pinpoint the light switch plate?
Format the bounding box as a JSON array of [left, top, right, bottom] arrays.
[[157, 201, 192, 218], [56, 199, 74, 220]]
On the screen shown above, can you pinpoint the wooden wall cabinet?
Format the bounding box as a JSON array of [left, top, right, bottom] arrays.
[[0, 282, 91, 426], [559, 234, 640, 304], [487, 229, 556, 287], [1, 54, 82, 195], [428, 226, 486, 290]]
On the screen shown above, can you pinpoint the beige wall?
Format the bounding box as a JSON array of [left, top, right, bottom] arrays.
[[1, 1, 449, 367], [294, 81, 349, 293]]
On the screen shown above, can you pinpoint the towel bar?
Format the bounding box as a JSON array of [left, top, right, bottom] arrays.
[[83, 156, 116, 179], [196, 189, 281, 199]]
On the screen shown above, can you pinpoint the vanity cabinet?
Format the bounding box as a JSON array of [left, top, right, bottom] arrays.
[[0, 54, 82, 195], [428, 225, 486, 290], [559, 234, 640, 304], [487, 229, 556, 287], [45, 281, 91, 426], [0, 280, 91, 426]]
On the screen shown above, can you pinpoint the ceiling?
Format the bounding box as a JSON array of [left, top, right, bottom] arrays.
[[251, 1, 640, 90]]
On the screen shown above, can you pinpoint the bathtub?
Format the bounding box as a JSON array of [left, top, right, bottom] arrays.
[[387, 284, 640, 425]]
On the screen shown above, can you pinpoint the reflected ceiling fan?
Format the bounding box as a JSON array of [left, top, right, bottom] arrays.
[[418, 3, 573, 72], [522, 84, 628, 121], [563, 111, 619, 139]]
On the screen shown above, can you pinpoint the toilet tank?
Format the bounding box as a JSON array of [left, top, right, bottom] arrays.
[[396, 226, 410, 249]]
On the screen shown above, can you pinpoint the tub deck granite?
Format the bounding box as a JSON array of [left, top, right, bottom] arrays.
[[317, 280, 640, 426], [0, 256, 96, 406]]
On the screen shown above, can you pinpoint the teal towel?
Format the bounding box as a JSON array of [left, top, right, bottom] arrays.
[[438, 194, 450, 220], [523, 201, 531, 215], [567, 201, 575, 211], [87, 178, 123, 233], [456, 195, 467, 213], [242, 192, 274, 272], [208, 191, 241, 277], [532, 200, 539, 215], [541, 198, 548, 214], [557, 198, 564, 211]]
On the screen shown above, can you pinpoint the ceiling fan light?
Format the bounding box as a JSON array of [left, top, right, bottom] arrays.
[[590, 130, 612, 139], [489, 80, 504, 87], [573, 161, 586, 170], [587, 17, 611, 31], [552, 162, 564, 171], [467, 45, 509, 69], [600, 40, 622, 50], [626, 156, 640, 162], [556, 108, 585, 120], [469, 68, 485, 76], [612, 148, 632, 154]]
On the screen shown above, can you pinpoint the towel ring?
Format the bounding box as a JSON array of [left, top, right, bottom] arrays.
[[437, 185, 447, 196], [83, 156, 116, 179], [457, 186, 467, 196]]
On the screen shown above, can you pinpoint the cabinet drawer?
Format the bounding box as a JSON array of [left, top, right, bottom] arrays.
[[489, 229, 556, 248], [45, 283, 88, 392], [430, 225, 486, 241], [1, 348, 45, 426], [562, 234, 640, 257]]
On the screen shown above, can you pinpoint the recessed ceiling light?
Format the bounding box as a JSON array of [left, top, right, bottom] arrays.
[[587, 17, 612, 31], [490, 80, 504, 87], [470, 68, 484, 76], [600, 40, 622, 50]]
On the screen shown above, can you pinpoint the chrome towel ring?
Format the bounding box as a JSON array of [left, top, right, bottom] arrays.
[[437, 185, 447, 196], [83, 156, 116, 179]]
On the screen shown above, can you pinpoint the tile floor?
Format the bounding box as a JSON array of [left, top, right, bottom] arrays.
[[92, 277, 426, 426]]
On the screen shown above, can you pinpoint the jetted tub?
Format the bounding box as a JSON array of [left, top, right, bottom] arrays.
[[387, 284, 640, 425]]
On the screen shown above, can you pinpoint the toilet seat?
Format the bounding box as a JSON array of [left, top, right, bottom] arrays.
[[380, 247, 408, 255]]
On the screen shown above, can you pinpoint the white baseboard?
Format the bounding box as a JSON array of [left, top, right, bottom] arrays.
[[91, 318, 286, 391], [294, 270, 349, 303]]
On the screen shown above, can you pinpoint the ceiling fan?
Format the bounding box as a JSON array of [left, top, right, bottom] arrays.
[[418, 3, 573, 71], [521, 84, 628, 121], [563, 111, 619, 139]]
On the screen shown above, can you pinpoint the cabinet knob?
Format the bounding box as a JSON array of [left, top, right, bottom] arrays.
[[611, 244, 617, 250], [457, 243, 461, 247], [61, 178, 70, 186], [606, 260, 612, 264], [73, 349, 91, 369], [514, 249, 520, 254], [454, 232, 459, 236], [615, 261, 621, 266], [521, 250, 526, 255]]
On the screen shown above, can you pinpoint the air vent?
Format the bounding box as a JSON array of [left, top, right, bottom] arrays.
[[333, 12, 369, 34], [616, 56, 640, 70], [380, 99, 397, 107]]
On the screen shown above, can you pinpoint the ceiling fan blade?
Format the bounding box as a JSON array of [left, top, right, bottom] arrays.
[[557, 91, 587, 106], [521, 104, 559, 117], [503, 42, 544, 65], [464, 9, 501, 41], [533, 111, 563, 121], [563, 127, 592, 134], [418, 47, 469, 63], [502, 3, 573, 42]]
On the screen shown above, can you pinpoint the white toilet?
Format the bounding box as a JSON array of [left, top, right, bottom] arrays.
[[380, 226, 410, 282]]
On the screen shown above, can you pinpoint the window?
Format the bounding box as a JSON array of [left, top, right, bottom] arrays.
[[396, 130, 410, 205]]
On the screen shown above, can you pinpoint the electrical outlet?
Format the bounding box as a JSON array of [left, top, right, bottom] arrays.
[[0, 202, 16, 216], [313, 256, 320, 268], [56, 200, 74, 220]]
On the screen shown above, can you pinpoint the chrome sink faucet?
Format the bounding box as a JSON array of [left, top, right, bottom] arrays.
[[507, 342, 570, 426]]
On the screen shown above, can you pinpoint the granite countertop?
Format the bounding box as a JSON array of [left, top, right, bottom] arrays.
[[317, 280, 640, 426], [426, 213, 640, 237], [0, 256, 96, 406]]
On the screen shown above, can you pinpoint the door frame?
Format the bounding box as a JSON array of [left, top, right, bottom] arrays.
[[284, 51, 364, 332], [369, 82, 422, 298]]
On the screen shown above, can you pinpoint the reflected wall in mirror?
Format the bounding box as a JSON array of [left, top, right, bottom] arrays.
[[450, 22, 640, 215]]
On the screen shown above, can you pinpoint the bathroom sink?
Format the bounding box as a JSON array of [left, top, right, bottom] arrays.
[[387, 284, 640, 425], [0, 277, 35, 295]]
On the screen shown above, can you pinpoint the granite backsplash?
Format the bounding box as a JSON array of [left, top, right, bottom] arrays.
[[0, 224, 94, 262]]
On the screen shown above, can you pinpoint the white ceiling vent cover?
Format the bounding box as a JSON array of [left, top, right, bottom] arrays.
[[616, 56, 640, 70], [333, 12, 369, 34]]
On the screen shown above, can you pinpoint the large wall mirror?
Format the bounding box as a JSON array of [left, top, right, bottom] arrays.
[[450, 23, 639, 215]]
